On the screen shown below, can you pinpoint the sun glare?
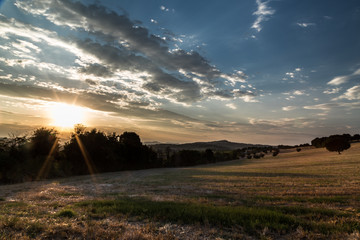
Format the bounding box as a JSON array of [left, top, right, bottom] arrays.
[[49, 103, 86, 129]]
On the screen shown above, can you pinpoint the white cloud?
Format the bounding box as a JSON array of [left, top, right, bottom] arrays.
[[304, 101, 360, 111], [297, 22, 315, 28], [221, 70, 247, 86], [248, 117, 315, 129], [293, 90, 305, 96], [283, 68, 304, 81], [251, 0, 275, 32], [303, 103, 332, 111], [282, 106, 297, 111], [353, 68, 360, 75], [160, 5, 174, 12], [335, 85, 360, 100], [327, 67, 360, 85], [226, 103, 237, 110], [327, 76, 350, 86], [286, 72, 295, 78], [241, 95, 259, 103]]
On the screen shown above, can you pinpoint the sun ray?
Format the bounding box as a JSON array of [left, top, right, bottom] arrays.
[[36, 140, 58, 181], [74, 134, 99, 184]]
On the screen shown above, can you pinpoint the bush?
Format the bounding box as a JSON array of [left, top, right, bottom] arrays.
[[272, 150, 279, 157]]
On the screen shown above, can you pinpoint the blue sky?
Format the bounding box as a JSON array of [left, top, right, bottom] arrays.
[[0, 0, 359, 145]]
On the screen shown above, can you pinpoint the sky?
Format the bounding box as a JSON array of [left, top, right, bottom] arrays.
[[0, 0, 359, 145]]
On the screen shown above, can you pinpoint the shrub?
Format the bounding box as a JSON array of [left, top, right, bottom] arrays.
[[272, 151, 279, 157]]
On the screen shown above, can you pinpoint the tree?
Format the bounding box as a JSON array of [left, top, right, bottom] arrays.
[[28, 128, 60, 180], [29, 127, 59, 158], [352, 134, 360, 142], [311, 137, 328, 148], [204, 149, 215, 163], [325, 136, 351, 154], [120, 132, 142, 148]]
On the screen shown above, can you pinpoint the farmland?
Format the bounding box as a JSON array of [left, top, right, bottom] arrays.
[[1, 143, 360, 239]]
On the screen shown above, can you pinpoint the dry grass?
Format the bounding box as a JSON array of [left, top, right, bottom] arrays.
[[1, 143, 360, 239]]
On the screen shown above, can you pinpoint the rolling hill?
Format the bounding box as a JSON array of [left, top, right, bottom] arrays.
[[148, 140, 270, 152]]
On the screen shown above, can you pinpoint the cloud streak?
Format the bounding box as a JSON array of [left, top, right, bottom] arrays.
[[327, 68, 360, 86], [251, 0, 275, 32]]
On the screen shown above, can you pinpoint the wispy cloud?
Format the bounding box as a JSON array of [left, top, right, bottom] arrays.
[[304, 101, 360, 111], [251, 0, 275, 32], [334, 85, 360, 100], [282, 106, 297, 111], [327, 68, 360, 85], [226, 103, 237, 110], [249, 117, 316, 129], [323, 88, 341, 94], [297, 22, 316, 28]]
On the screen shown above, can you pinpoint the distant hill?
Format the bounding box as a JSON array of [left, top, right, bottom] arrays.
[[149, 140, 270, 152]]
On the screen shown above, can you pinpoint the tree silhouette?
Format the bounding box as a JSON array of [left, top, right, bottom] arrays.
[[325, 136, 350, 154], [29, 127, 59, 157], [120, 132, 142, 147]]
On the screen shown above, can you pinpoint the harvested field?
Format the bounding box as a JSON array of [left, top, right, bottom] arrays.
[[1, 143, 360, 239]]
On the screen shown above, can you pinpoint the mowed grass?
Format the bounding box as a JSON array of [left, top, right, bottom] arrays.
[[1, 143, 360, 239]]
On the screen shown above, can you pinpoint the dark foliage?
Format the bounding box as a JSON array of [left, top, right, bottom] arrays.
[[352, 134, 360, 141], [272, 150, 279, 157], [0, 128, 61, 183], [62, 128, 160, 174], [311, 134, 353, 148], [311, 137, 328, 148], [325, 136, 351, 154], [1, 128, 357, 184]]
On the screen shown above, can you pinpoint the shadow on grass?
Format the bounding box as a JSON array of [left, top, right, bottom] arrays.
[[75, 197, 359, 236], [186, 169, 328, 178]]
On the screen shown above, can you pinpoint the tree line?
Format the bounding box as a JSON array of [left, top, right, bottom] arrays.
[[0, 126, 255, 184], [1, 126, 355, 184]]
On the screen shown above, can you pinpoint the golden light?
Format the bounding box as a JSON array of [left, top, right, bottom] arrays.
[[49, 102, 86, 129]]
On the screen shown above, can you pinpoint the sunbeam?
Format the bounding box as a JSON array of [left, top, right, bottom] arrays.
[[74, 134, 97, 180], [35, 139, 58, 181]]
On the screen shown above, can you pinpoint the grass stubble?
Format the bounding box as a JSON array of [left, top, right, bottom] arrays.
[[0, 143, 360, 239]]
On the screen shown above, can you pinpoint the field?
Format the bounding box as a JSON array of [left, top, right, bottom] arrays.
[[1, 143, 360, 239]]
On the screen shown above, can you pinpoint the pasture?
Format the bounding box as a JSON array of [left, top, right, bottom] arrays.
[[1, 143, 360, 239]]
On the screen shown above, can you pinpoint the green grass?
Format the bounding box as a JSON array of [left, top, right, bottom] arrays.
[[75, 197, 359, 235], [25, 221, 44, 238], [1, 201, 28, 208], [77, 197, 298, 234], [56, 209, 77, 218]]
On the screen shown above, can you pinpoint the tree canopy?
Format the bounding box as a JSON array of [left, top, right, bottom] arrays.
[[325, 135, 351, 154]]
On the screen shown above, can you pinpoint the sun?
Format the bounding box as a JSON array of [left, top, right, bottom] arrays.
[[49, 102, 86, 129]]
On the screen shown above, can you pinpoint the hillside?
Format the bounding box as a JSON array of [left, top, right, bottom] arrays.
[[149, 139, 270, 152], [0, 143, 359, 239]]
